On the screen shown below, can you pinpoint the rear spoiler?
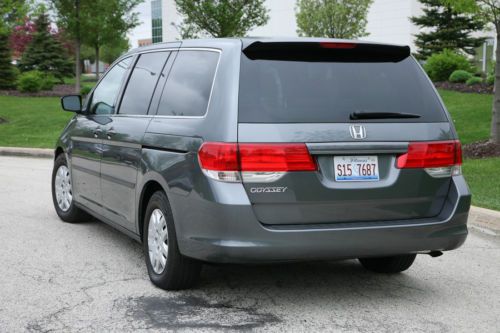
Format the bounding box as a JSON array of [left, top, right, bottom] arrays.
[[242, 41, 410, 63]]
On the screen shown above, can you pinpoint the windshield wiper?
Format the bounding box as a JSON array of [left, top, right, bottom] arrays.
[[350, 112, 421, 120]]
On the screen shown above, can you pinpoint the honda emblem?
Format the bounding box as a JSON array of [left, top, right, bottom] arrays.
[[349, 125, 367, 139]]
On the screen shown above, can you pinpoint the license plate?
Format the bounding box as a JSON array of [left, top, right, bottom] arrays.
[[334, 156, 379, 181]]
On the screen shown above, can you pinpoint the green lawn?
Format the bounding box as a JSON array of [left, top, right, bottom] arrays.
[[437, 89, 492, 144], [462, 158, 500, 211], [0, 89, 498, 210], [0, 96, 73, 148], [64, 77, 96, 91]]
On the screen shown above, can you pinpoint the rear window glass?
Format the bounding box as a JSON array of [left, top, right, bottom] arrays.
[[238, 55, 447, 123]]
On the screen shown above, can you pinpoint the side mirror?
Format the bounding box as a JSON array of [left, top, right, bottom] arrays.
[[61, 95, 82, 112]]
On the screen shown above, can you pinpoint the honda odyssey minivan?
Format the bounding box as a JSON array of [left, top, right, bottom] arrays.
[[52, 38, 470, 290]]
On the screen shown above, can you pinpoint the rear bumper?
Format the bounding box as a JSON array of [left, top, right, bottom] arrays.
[[171, 176, 470, 264]]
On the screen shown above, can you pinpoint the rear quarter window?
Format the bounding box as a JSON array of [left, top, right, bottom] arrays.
[[157, 50, 219, 117], [238, 54, 447, 123]]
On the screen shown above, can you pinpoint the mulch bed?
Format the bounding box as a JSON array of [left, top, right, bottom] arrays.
[[0, 84, 76, 97], [463, 140, 500, 159], [434, 81, 494, 94]]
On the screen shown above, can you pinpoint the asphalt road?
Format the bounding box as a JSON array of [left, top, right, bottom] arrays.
[[0, 156, 499, 332]]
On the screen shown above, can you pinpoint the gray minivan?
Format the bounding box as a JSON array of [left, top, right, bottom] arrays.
[[52, 38, 470, 290]]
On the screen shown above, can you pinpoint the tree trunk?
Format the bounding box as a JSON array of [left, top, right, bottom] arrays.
[[75, 0, 81, 94], [75, 40, 81, 94], [95, 45, 100, 81], [493, 34, 500, 143]]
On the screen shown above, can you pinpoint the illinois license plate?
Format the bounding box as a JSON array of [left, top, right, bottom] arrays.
[[334, 156, 379, 181]]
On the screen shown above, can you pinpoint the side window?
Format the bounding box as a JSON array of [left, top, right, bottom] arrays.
[[157, 50, 219, 117], [89, 57, 131, 115], [119, 52, 170, 115]]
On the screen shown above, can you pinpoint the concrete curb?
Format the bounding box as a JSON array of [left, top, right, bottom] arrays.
[[0, 146, 499, 232], [469, 206, 500, 233], [0, 147, 53, 158]]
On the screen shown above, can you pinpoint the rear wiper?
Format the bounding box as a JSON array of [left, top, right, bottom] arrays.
[[350, 111, 421, 120]]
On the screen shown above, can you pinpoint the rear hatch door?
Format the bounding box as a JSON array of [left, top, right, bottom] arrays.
[[238, 41, 456, 225]]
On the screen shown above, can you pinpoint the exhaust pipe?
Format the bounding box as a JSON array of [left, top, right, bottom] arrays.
[[428, 251, 443, 257]]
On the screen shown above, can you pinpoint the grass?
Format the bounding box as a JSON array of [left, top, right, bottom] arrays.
[[437, 89, 492, 144], [0, 96, 73, 148], [462, 158, 500, 211], [64, 77, 96, 91], [0, 88, 498, 210]]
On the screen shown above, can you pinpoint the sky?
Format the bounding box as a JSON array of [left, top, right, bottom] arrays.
[[127, 0, 152, 49]]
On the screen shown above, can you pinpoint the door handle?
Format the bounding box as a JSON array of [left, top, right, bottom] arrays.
[[93, 127, 102, 138], [106, 128, 116, 140]]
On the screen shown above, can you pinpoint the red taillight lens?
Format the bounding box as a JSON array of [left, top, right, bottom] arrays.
[[239, 143, 317, 172], [396, 140, 462, 169], [198, 142, 239, 171], [319, 42, 356, 49], [198, 142, 317, 172]]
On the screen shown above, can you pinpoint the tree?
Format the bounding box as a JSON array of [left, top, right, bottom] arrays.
[[0, 0, 31, 89], [0, 0, 30, 34], [51, 0, 83, 92], [295, 0, 373, 38], [52, 0, 141, 84], [444, 0, 500, 143], [411, 0, 485, 60], [0, 33, 17, 89], [9, 19, 36, 59], [80, 0, 141, 80], [17, 13, 73, 82], [174, 0, 270, 38]]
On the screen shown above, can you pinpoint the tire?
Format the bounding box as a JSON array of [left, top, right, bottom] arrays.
[[51, 153, 91, 223], [359, 254, 417, 273], [143, 191, 201, 290]]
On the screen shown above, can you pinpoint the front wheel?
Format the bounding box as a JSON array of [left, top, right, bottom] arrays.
[[359, 254, 417, 273], [143, 191, 201, 290]]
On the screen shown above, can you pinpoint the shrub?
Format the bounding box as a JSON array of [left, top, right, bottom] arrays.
[[466, 76, 483, 85], [80, 85, 92, 95], [40, 73, 56, 90], [449, 70, 473, 83], [424, 50, 474, 82], [17, 70, 44, 93], [486, 75, 495, 86]]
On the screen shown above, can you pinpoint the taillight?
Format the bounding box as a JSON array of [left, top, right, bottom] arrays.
[[197, 142, 238, 171], [396, 140, 462, 177], [198, 142, 317, 182], [239, 144, 316, 172]]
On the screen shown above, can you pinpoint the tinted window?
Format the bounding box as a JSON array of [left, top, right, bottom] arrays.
[[157, 50, 219, 117], [89, 57, 131, 115], [120, 52, 169, 115], [239, 55, 447, 123]]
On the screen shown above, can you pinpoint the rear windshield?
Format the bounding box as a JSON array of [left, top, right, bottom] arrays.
[[238, 54, 447, 123]]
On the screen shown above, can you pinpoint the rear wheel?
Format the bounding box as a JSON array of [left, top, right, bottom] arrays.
[[143, 191, 201, 290], [359, 254, 416, 273], [51, 154, 91, 223]]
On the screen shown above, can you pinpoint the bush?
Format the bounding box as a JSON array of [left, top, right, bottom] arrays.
[[486, 75, 495, 86], [80, 85, 92, 95], [40, 73, 56, 90], [17, 70, 44, 92], [466, 77, 483, 86], [424, 50, 474, 82], [449, 70, 473, 83]]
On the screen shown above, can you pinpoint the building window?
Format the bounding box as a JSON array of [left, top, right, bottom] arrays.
[[151, 0, 163, 43]]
